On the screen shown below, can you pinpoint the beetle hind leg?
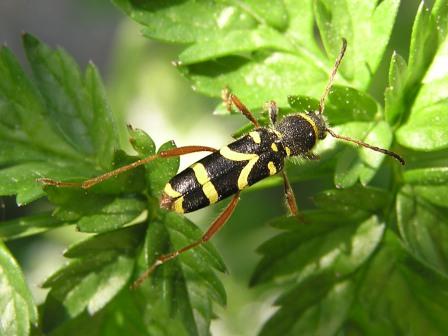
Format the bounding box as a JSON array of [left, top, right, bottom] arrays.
[[132, 192, 241, 288], [38, 145, 218, 190], [282, 171, 298, 216]]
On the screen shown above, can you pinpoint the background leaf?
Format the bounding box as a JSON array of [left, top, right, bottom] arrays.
[[333, 121, 394, 188], [397, 186, 448, 277], [397, 36, 448, 150], [0, 241, 38, 336], [314, 0, 400, 88]]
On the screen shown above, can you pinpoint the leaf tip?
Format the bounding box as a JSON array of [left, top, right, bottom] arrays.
[[22, 32, 38, 46]]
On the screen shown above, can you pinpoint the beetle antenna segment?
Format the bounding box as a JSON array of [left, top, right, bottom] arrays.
[[319, 38, 347, 116], [326, 127, 405, 165]]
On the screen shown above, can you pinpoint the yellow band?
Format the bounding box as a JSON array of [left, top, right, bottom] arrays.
[[203, 181, 219, 204], [249, 131, 261, 144], [191, 163, 209, 185], [173, 196, 184, 214], [220, 146, 258, 161], [268, 161, 277, 175], [298, 113, 318, 140], [238, 157, 259, 189], [164, 183, 181, 198]]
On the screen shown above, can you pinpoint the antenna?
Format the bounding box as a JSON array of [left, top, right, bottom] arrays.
[[326, 127, 405, 165], [319, 38, 347, 115], [317, 39, 404, 165]]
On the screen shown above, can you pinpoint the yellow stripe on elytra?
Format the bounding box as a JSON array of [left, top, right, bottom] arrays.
[[271, 143, 278, 152], [238, 157, 259, 190], [191, 163, 209, 185], [285, 146, 291, 156], [249, 131, 261, 144], [173, 196, 184, 214], [164, 183, 182, 198], [202, 181, 219, 204], [298, 113, 318, 140], [273, 130, 282, 138], [220, 146, 258, 161], [268, 161, 277, 175]]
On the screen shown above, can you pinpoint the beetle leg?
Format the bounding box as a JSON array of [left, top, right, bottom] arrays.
[[132, 192, 240, 288], [303, 152, 320, 161], [281, 171, 298, 216], [38, 145, 218, 189]]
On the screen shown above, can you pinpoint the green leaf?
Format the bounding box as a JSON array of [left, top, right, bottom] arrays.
[[258, 227, 448, 335], [334, 121, 393, 188], [84, 63, 119, 166], [43, 251, 134, 318], [43, 292, 149, 336], [145, 212, 226, 299], [76, 198, 146, 233], [113, 0, 258, 43], [0, 35, 121, 205], [404, 166, 448, 185], [146, 141, 180, 197], [178, 52, 326, 110], [283, 0, 319, 54], [385, 52, 408, 124], [0, 46, 79, 159], [314, 0, 400, 88], [23, 34, 94, 156], [127, 126, 156, 157], [388, 0, 447, 126], [64, 224, 145, 258], [288, 85, 378, 125], [397, 186, 448, 277], [117, 0, 360, 110], [414, 185, 448, 208], [0, 162, 92, 205], [396, 99, 448, 151], [351, 232, 448, 335], [251, 214, 384, 285], [45, 187, 146, 233], [0, 241, 38, 336], [140, 211, 226, 336], [239, 0, 288, 30], [0, 212, 64, 240], [259, 274, 354, 336], [0, 139, 48, 165], [397, 37, 448, 150], [406, 1, 439, 93], [178, 26, 294, 65], [433, 0, 448, 39], [22, 34, 119, 165], [313, 185, 391, 215]]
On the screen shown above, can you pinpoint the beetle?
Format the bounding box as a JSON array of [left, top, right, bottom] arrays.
[[39, 39, 404, 287]]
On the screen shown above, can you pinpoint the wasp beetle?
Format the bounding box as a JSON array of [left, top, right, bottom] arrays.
[[40, 39, 404, 287]]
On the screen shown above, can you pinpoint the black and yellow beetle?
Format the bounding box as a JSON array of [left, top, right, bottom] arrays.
[[39, 39, 404, 287]]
